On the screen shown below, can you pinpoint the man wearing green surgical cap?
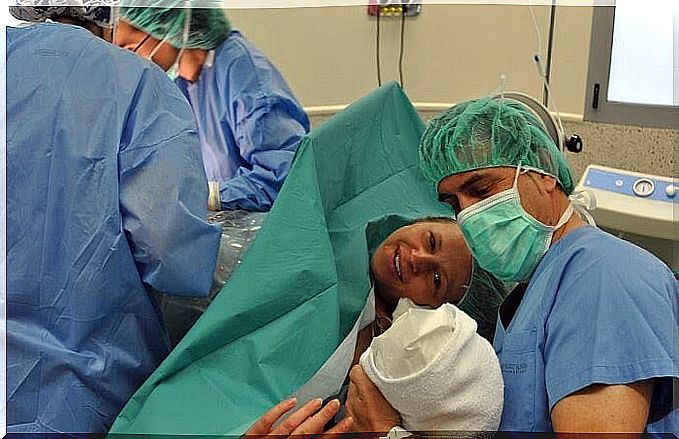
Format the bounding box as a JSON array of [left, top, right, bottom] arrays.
[[345, 96, 679, 436], [115, 1, 310, 213]]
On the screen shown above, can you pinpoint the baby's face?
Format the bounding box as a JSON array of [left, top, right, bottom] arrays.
[[370, 221, 472, 309]]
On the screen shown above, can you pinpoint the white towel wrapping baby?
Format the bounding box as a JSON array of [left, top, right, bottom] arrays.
[[360, 298, 504, 432]]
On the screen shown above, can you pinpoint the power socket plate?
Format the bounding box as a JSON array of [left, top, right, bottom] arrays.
[[368, 0, 421, 17]]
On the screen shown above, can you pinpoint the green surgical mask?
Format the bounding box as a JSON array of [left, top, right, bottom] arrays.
[[457, 165, 573, 283]]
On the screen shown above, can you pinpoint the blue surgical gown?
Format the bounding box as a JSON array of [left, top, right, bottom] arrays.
[[175, 31, 310, 212], [7, 23, 221, 433], [494, 226, 678, 434]]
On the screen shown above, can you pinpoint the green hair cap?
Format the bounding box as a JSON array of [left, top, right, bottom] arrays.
[[419, 97, 575, 194], [120, 1, 231, 50]]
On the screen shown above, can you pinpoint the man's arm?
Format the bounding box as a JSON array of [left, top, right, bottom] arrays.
[[120, 68, 221, 296], [551, 381, 653, 433], [216, 97, 308, 211], [542, 255, 676, 435]]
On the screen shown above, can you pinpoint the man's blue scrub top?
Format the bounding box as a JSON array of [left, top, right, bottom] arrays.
[[493, 226, 678, 434]]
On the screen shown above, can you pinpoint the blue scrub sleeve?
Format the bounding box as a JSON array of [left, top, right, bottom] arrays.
[[218, 96, 308, 211], [543, 255, 678, 417], [119, 73, 221, 297]]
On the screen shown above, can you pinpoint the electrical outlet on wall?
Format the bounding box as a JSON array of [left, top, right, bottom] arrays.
[[368, 0, 421, 17]]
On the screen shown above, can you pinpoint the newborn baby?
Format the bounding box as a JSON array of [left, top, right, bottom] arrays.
[[359, 298, 504, 433]]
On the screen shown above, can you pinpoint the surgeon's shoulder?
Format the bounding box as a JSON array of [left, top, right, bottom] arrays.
[[99, 42, 194, 119], [8, 23, 92, 55], [37, 23, 115, 58], [40, 24, 172, 90], [214, 31, 285, 90], [558, 225, 675, 292], [73, 35, 197, 151], [565, 225, 659, 261], [216, 31, 254, 61]]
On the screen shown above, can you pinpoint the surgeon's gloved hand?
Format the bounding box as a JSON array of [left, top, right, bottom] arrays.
[[346, 365, 401, 433], [244, 397, 353, 437]]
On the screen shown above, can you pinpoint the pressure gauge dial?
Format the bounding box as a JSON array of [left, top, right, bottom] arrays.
[[632, 178, 655, 197]]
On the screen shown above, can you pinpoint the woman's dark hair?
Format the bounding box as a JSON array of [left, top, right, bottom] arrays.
[[407, 216, 456, 226]]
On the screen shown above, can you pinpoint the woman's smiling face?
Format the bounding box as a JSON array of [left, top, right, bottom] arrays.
[[370, 219, 472, 309]]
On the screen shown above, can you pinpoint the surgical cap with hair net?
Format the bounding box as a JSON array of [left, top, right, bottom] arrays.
[[419, 97, 575, 194], [458, 259, 513, 342], [9, 0, 112, 28], [119, 1, 231, 50]]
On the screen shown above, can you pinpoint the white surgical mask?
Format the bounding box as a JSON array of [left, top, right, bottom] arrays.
[[167, 5, 191, 80], [165, 48, 184, 80], [454, 257, 474, 308], [147, 5, 191, 80], [146, 35, 168, 63]]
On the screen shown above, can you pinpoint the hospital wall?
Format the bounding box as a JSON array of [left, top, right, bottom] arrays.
[[227, 5, 677, 181]]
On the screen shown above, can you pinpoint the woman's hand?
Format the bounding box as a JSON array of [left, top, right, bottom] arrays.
[[245, 397, 353, 437], [346, 365, 401, 433]]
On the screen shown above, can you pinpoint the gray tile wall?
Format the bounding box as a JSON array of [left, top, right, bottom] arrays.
[[561, 120, 677, 181], [309, 113, 678, 181]]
